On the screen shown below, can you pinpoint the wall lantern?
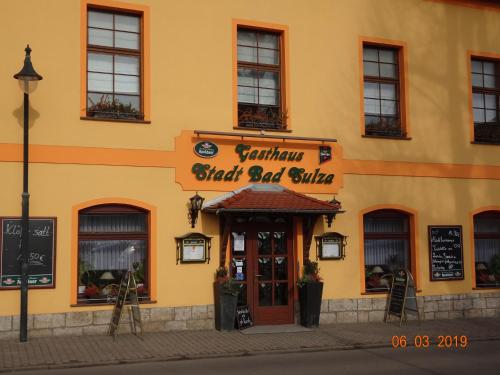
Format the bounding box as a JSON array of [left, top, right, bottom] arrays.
[[315, 232, 347, 260], [13, 45, 43, 343], [188, 192, 205, 228], [324, 196, 342, 228]]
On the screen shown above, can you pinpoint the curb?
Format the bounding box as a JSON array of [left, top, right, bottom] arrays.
[[1, 335, 499, 373]]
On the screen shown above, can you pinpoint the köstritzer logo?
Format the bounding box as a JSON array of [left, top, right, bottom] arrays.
[[194, 141, 219, 158]]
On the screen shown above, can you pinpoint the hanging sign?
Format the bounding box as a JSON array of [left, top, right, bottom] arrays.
[[319, 146, 332, 164], [428, 226, 464, 281], [0, 217, 56, 289]]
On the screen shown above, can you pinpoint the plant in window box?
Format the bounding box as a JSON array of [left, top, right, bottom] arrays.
[[213, 266, 241, 331], [491, 254, 500, 281], [88, 94, 142, 120], [297, 260, 323, 327]]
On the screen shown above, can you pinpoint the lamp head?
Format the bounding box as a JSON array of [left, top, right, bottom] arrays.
[[13, 45, 43, 94]]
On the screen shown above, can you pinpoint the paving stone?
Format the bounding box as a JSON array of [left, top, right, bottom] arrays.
[[424, 312, 435, 320], [0, 316, 12, 331], [473, 298, 486, 309], [192, 305, 208, 320], [174, 307, 192, 321], [486, 298, 500, 309], [464, 309, 482, 318], [453, 299, 473, 311], [66, 312, 93, 327], [29, 329, 53, 338], [368, 310, 385, 322], [12, 315, 34, 330], [83, 325, 109, 336], [357, 311, 369, 323], [53, 327, 83, 337], [142, 321, 167, 332], [319, 312, 336, 324], [166, 321, 187, 331], [424, 301, 438, 312], [321, 300, 329, 313], [357, 298, 372, 311], [329, 299, 356, 312], [337, 311, 357, 323], [150, 307, 174, 321], [93, 310, 113, 325], [449, 311, 464, 319], [34, 313, 65, 329], [435, 311, 449, 319], [187, 319, 214, 330], [371, 298, 387, 311], [437, 301, 452, 311], [482, 309, 497, 318]]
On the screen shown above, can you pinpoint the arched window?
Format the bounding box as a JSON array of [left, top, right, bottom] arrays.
[[364, 209, 411, 292], [474, 211, 500, 288], [77, 204, 149, 304]]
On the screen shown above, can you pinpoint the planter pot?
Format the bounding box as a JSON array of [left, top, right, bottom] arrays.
[[298, 282, 323, 327], [214, 283, 238, 331]]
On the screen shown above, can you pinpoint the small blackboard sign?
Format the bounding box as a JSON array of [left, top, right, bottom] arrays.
[[386, 269, 420, 326], [428, 226, 464, 281], [387, 269, 408, 318], [236, 305, 253, 330], [0, 217, 56, 289]]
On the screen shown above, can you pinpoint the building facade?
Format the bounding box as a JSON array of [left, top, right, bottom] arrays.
[[0, 0, 499, 338]]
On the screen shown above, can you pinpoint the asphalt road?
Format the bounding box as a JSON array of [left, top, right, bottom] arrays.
[[10, 340, 500, 375]]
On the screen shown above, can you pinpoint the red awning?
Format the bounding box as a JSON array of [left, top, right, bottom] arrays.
[[202, 184, 341, 214]]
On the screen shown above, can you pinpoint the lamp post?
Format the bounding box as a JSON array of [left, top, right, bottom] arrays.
[[13, 45, 43, 343]]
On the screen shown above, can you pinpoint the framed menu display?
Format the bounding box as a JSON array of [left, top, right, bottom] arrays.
[[315, 232, 347, 260], [428, 226, 464, 281], [175, 233, 212, 264]]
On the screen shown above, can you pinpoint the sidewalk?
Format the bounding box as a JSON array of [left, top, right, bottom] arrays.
[[1, 318, 499, 372]]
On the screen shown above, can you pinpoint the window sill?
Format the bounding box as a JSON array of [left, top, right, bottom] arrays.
[[81, 116, 151, 124], [361, 289, 422, 295], [362, 134, 412, 140], [471, 141, 500, 146], [233, 126, 292, 133], [71, 299, 156, 307], [472, 287, 500, 290]]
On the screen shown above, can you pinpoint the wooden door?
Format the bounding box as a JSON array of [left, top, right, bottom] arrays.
[[230, 217, 294, 325]]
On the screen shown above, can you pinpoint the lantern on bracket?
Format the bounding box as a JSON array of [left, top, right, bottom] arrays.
[[324, 196, 343, 228], [188, 192, 205, 228]]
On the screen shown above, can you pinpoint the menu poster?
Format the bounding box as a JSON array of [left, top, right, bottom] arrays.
[[428, 226, 464, 281]]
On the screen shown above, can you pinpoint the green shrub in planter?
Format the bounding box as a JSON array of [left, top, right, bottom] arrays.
[[298, 260, 323, 327], [213, 266, 240, 331]]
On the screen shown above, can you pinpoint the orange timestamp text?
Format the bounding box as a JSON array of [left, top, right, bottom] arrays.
[[391, 335, 469, 349]]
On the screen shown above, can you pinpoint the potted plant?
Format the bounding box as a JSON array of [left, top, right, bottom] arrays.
[[213, 266, 240, 331], [298, 260, 323, 327]]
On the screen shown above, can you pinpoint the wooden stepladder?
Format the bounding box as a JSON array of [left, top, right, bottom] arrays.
[[108, 270, 143, 339], [385, 269, 421, 326]]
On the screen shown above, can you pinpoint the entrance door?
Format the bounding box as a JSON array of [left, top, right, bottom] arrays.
[[231, 217, 294, 325]]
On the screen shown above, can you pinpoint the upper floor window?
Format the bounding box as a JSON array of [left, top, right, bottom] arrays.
[[363, 45, 404, 138], [237, 28, 286, 130], [472, 58, 500, 144], [474, 211, 500, 288], [86, 9, 143, 120]]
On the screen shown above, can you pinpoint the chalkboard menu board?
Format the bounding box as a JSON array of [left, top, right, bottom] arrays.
[[236, 305, 253, 330], [428, 225, 464, 281], [387, 269, 408, 318], [0, 218, 56, 289]]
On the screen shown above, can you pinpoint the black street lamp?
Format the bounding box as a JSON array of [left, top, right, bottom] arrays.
[[13, 45, 43, 343]]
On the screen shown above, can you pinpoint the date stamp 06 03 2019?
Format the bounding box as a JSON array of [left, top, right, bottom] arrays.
[[391, 335, 469, 349]]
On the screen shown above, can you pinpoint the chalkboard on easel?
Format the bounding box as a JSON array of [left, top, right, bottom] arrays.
[[428, 226, 464, 281], [385, 269, 420, 326], [236, 305, 253, 330], [0, 217, 56, 289]]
